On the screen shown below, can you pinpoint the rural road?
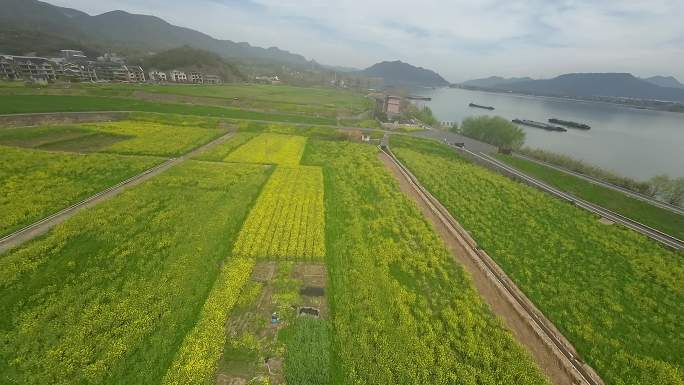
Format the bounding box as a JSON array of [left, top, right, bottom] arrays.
[[0, 131, 236, 254], [379, 147, 602, 385]]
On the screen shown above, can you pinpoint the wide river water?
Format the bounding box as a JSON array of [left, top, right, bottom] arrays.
[[412, 87, 684, 180]]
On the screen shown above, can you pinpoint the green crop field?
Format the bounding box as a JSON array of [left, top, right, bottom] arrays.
[[226, 133, 307, 165], [391, 135, 684, 385], [302, 139, 549, 385], [0, 95, 337, 125], [0, 145, 160, 237], [0, 161, 271, 385], [0, 82, 371, 118], [0, 119, 225, 156], [2, 118, 565, 385], [496, 154, 684, 239]]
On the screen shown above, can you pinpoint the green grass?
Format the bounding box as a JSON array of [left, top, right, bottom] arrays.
[[0, 160, 271, 385], [0, 95, 336, 125], [391, 135, 684, 385], [280, 317, 331, 385], [302, 139, 549, 385], [0, 145, 160, 237], [496, 154, 684, 239]]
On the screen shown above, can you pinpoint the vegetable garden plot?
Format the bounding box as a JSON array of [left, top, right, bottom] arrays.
[[225, 133, 307, 166], [233, 166, 325, 260]]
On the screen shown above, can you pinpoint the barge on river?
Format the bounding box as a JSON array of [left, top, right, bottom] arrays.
[[548, 118, 591, 130], [468, 103, 495, 110], [512, 119, 567, 132]]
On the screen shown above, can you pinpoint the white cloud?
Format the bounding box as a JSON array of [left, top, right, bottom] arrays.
[[46, 0, 684, 81]]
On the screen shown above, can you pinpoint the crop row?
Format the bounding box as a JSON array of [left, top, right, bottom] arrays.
[[301, 139, 549, 385], [233, 166, 326, 260], [192, 132, 259, 162], [0, 161, 270, 385], [391, 135, 684, 385], [225, 133, 307, 165]]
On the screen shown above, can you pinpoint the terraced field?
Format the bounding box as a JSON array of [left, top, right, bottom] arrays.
[[391, 135, 684, 385]]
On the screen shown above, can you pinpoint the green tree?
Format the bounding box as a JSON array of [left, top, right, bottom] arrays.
[[460, 116, 525, 150]]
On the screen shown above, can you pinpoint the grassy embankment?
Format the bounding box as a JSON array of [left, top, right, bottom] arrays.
[[496, 154, 684, 239]]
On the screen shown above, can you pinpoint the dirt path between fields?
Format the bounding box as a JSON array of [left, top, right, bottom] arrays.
[[379, 152, 577, 385], [0, 131, 236, 254]]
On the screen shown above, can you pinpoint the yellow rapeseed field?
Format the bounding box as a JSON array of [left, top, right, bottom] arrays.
[[233, 166, 325, 260], [225, 133, 307, 165]]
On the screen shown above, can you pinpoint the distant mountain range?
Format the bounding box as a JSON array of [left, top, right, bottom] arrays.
[[461, 76, 533, 88], [460, 73, 684, 103], [642, 76, 684, 89], [0, 0, 312, 67], [358, 61, 449, 87]]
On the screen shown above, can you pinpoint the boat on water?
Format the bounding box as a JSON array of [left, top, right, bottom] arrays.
[[512, 119, 567, 132], [548, 118, 591, 130], [408, 96, 432, 101], [468, 102, 495, 110]]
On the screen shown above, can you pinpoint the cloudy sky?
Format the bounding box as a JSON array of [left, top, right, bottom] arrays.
[[48, 0, 684, 82]]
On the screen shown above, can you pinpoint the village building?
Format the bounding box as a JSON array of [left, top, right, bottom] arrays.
[[204, 74, 222, 84], [188, 71, 204, 84], [169, 70, 187, 83], [148, 71, 168, 82]]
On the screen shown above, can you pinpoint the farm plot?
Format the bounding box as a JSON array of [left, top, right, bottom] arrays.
[[193, 132, 259, 162], [215, 262, 330, 385], [391, 135, 684, 385], [0, 95, 337, 125], [233, 166, 325, 261], [302, 139, 549, 385], [0, 120, 225, 157], [0, 161, 271, 385], [82, 120, 225, 157], [0, 145, 160, 237], [225, 133, 307, 165]]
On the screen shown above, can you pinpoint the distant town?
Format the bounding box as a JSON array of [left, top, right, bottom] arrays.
[[0, 50, 222, 84]]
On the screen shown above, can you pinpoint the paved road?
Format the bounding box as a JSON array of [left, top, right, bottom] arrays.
[[513, 153, 684, 215], [0, 131, 236, 254], [412, 129, 498, 154]]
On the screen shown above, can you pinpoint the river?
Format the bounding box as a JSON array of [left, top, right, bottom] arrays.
[[412, 87, 684, 180]]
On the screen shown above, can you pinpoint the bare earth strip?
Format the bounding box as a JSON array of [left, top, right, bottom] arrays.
[[379, 151, 581, 385], [0, 131, 236, 254]]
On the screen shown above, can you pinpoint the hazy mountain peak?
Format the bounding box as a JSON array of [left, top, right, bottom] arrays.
[[360, 60, 449, 87]]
